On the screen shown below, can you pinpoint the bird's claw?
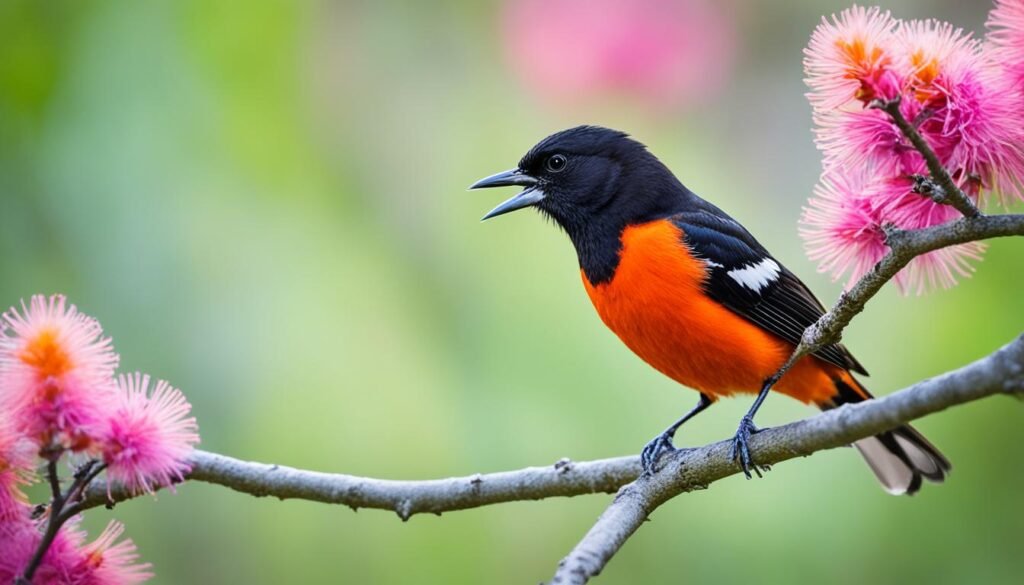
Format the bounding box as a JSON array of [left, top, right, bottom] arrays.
[[730, 415, 767, 479], [640, 431, 678, 475]]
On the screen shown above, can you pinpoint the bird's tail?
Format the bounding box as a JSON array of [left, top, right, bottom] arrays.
[[821, 372, 951, 495]]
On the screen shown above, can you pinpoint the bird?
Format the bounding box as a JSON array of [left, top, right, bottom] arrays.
[[469, 125, 950, 495]]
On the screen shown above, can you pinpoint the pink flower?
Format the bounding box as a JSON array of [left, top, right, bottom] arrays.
[[804, 6, 901, 110], [98, 373, 199, 495], [897, 19, 1024, 205], [502, 0, 737, 109], [801, 170, 888, 290], [80, 521, 154, 585], [869, 181, 986, 294], [801, 171, 984, 295], [0, 518, 152, 585], [803, 7, 1024, 295], [0, 414, 34, 522], [0, 520, 37, 584], [0, 294, 119, 453], [987, 0, 1024, 89], [815, 97, 924, 176], [894, 19, 976, 99]]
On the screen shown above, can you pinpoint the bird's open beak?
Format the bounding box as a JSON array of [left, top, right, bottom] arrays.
[[469, 169, 544, 220]]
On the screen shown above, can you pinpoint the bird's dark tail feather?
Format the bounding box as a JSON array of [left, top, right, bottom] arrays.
[[823, 374, 951, 496]]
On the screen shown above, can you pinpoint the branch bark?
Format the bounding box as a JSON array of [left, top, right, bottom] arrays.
[[82, 451, 641, 519]]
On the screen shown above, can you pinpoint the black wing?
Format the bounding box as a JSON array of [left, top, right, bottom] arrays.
[[671, 205, 868, 375]]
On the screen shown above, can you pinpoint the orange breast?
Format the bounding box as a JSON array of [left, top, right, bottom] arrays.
[[582, 220, 840, 405]]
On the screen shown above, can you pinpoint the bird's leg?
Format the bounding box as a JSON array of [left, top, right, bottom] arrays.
[[731, 371, 786, 479], [641, 393, 713, 474]]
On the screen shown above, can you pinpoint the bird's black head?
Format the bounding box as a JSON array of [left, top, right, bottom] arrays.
[[470, 126, 693, 281]]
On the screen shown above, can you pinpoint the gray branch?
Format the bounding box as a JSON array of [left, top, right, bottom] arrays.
[[75, 214, 1023, 583], [550, 334, 1024, 584], [78, 332, 1024, 581], [81, 452, 641, 518]]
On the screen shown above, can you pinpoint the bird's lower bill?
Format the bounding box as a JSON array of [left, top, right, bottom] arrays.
[[469, 168, 545, 220], [480, 187, 546, 220]]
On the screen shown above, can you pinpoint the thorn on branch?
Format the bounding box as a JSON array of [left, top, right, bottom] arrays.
[[1004, 360, 1024, 394], [867, 96, 899, 112], [396, 499, 413, 522], [881, 223, 905, 248], [554, 458, 574, 474], [909, 174, 950, 205], [911, 107, 934, 129]]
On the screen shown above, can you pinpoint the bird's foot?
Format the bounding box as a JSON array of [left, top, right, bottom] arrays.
[[640, 431, 679, 475], [730, 415, 768, 479]]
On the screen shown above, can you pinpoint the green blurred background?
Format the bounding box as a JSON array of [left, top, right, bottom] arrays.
[[1, 0, 1021, 583]]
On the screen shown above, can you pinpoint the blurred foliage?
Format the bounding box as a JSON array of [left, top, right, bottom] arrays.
[[0, 0, 1021, 583]]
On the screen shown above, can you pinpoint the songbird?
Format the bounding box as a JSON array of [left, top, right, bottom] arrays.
[[470, 125, 950, 494]]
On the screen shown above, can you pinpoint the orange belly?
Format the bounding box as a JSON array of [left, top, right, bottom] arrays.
[[582, 220, 840, 405]]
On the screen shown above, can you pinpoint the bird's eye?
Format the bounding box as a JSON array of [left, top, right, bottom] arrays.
[[545, 154, 567, 173]]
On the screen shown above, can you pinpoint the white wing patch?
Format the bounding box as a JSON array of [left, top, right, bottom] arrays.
[[704, 260, 724, 269], [727, 258, 781, 292]]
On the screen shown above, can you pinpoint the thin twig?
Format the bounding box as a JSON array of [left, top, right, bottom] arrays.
[[18, 463, 66, 583], [60, 462, 108, 523], [18, 459, 104, 584], [870, 96, 982, 218], [45, 458, 62, 503]]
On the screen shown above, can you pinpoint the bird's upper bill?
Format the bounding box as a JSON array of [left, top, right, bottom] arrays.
[[469, 168, 545, 220]]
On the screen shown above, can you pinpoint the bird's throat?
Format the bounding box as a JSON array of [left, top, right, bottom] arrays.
[[572, 221, 627, 286]]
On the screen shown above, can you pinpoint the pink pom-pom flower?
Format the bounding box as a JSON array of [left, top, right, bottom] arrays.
[[79, 520, 154, 585], [802, 5, 1024, 295], [804, 6, 901, 110], [867, 177, 986, 294], [0, 294, 119, 453], [801, 170, 984, 295], [0, 518, 152, 585], [815, 96, 925, 177], [0, 521, 37, 584], [98, 373, 199, 496], [897, 19, 1024, 205], [987, 0, 1024, 89], [801, 170, 889, 290], [0, 414, 35, 522]]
